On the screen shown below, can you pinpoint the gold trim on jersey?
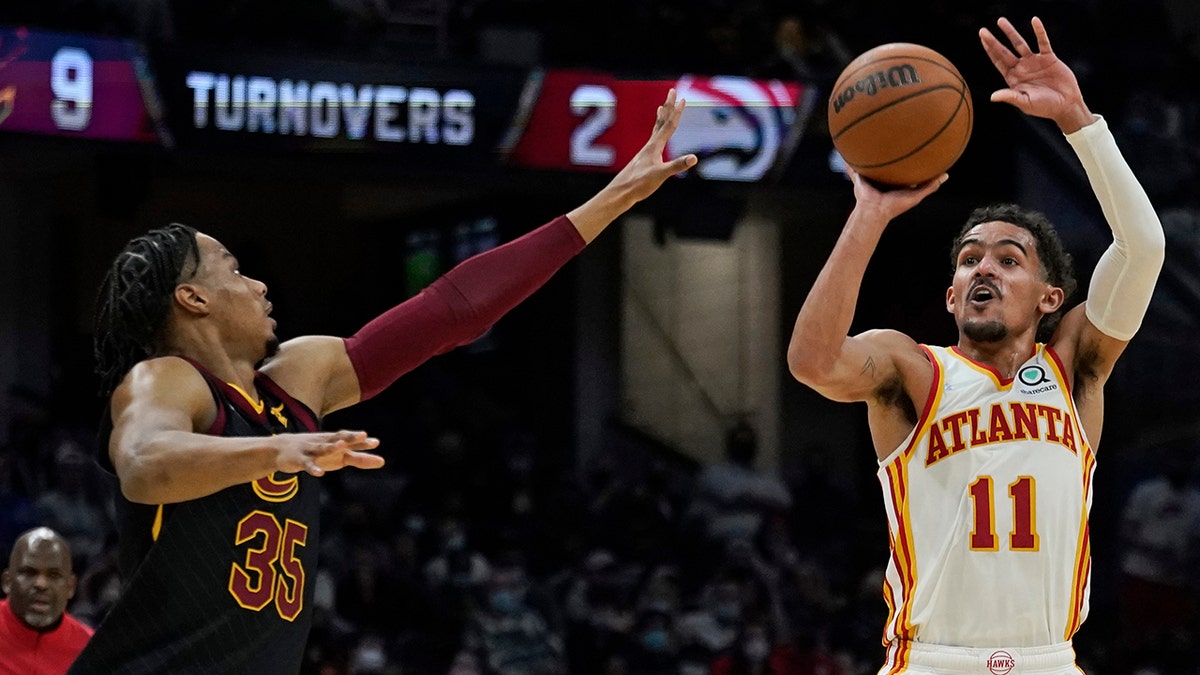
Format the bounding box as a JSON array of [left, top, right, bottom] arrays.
[[947, 345, 1019, 389], [1043, 346, 1092, 456], [1065, 449, 1096, 639], [225, 381, 299, 502], [226, 382, 265, 414], [883, 458, 917, 642], [151, 503, 164, 541], [881, 342, 1093, 649], [899, 345, 946, 460], [883, 636, 911, 673], [878, 346, 941, 646]]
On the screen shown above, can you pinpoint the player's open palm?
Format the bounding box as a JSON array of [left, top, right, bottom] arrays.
[[274, 430, 384, 476], [608, 88, 698, 203], [847, 166, 946, 222], [980, 17, 1085, 125]]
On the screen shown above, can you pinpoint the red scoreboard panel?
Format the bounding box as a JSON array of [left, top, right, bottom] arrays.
[[502, 69, 811, 182], [0, 26, 164, 143]]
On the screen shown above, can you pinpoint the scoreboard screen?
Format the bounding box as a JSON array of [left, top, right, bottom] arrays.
[[502, 70, 814, 182], [0, 26, 164, 143], [0, 26, 821, 183]]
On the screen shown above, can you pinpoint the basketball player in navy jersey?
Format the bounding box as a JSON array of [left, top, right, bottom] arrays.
[[71, 91, 697, 674], [788, 18, 1164, 674]]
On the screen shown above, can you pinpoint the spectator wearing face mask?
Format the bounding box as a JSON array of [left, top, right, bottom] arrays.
[[621, 607, 680, 675], [451, 553, 566, 675], [558, 549, 637, 675], [425, 515, 491, 595], [710, 613, 844, 675], [675, 571, 746, 669]]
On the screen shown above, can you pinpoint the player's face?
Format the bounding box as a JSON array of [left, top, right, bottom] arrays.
[[1, 539, 75, 630], [947, 221, 1062, 344], [191, 234, 278, 360]]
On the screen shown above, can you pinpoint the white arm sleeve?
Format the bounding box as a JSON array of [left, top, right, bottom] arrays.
[[1065, 115, 1166, 341]]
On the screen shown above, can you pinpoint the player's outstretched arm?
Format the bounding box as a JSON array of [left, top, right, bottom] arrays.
[[788, 168, 944, 404], [567, 88, 699, 242], [268, 91, 698, 417], [982, 17, 1164, 378], [109, 357, 383, 504]]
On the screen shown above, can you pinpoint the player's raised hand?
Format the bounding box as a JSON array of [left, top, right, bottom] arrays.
[[846, 165, 948, 223], [609, 88, 700, 204], [274, 430, 384, 476], [566, 88, 700, 242], [979, 17, 1093, 133]]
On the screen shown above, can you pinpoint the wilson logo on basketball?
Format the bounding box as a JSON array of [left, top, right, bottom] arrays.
[[831, 65, 921, 113], [986, 650, 1015, 675], [826, 42, 972, 186]]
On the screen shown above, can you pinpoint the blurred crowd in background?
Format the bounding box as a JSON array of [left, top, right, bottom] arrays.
[[6, 371, 1200, 674], [2, 0, 1200, 673]]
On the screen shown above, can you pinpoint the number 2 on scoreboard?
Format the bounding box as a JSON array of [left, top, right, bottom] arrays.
[[569, 84, 616, 168]]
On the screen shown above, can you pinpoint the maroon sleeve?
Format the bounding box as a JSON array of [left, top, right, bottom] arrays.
[[344, 215, 586, 400]]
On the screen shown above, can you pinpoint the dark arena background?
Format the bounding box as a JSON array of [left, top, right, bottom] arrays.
[[1, 0, 1199, 672]]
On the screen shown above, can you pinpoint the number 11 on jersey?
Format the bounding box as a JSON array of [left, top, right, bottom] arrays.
[[969, 475, 1040, 552]]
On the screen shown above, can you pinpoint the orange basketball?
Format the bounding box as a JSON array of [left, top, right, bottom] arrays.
[[828, 43, 973, 186]]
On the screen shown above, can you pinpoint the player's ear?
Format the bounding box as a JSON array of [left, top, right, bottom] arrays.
[[1, 569, 10, 595], [945, 285, 957, 314], [174, 283, 210, 316], [1039, 285, 1065, 316]]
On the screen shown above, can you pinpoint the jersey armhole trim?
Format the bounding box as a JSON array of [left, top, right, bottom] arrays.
[[1043, 344, 1072, 398], [899, 345, 944, 460], [175, 357, 228, 435]]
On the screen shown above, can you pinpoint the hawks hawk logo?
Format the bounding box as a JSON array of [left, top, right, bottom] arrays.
[[666, 75, 798, 182]]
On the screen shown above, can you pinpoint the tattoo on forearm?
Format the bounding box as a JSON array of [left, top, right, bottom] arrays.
[[861, 356, 877, 379]]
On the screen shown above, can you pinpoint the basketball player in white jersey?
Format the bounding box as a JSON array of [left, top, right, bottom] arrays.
[[788, 17, 1164, 675]]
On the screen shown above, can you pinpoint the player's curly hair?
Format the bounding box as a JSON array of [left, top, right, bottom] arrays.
[[950, 203, 1078, 343], [94, 224, 200, 396]]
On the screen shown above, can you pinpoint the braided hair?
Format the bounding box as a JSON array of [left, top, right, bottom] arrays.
[[94, 223, 201, 396]]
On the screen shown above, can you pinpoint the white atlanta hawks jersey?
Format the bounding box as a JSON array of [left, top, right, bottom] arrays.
[[876, 344, 1095, 652]]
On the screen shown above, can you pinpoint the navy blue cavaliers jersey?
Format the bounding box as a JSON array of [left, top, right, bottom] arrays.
[[71, 359, 322, 674]]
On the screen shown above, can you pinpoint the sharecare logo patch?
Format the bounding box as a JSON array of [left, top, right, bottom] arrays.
[[986, 650, 1015, 674]]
